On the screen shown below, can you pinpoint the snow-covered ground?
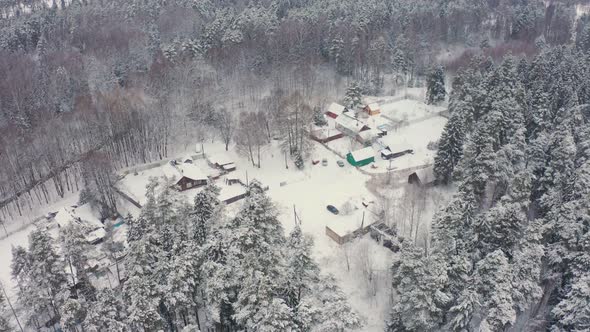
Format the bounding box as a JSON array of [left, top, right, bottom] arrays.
[[325, 98, 447, 174], [0, 92, 447, 331]]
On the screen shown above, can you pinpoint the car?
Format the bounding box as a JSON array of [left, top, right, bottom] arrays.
[[312, 160, 320, 165], [326, 205, 339, 215], [337, 160, 345, 167], [322, 158, 328, 166]]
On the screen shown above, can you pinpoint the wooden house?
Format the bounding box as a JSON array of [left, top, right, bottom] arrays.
[[163, 164, 208, 191], [363, 103, 381, 116]]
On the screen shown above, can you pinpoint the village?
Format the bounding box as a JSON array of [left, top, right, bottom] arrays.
[[0, 92, 449, 331]]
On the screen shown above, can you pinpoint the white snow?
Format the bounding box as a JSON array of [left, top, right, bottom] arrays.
[[350, 147, 375, 162], [327, 102, 346, 116]]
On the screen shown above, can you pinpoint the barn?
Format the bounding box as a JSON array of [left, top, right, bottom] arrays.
[[363, 103, 381, 116], [346, 147, 375, 167], [408, 166, 436, 187]]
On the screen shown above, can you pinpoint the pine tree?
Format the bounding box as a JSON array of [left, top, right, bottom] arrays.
[[313, 275, 362, 332], [448, 283, 480, 332], [387, 244, 450, 332], [60, 298, 85, 331], [475, 250, 516, 331], [344, 82, 362, 109], [59, 222, 94, 298], [85, 288, 128, 332], [434, 112, 465, 184], [312, 107, 327, 126], [551, 275, 590, 331], [284, 225, 320, 309], [190, 183, 221, 245], [0, 291, 11, 332], [426, 65, 446, 105]]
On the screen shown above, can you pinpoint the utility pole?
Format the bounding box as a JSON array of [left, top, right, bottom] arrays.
[[0, 282, 24, 332]]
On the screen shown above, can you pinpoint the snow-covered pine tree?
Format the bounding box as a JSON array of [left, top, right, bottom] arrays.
[[426, 65, 446, 105], [475, 250, 516, 331], [434, 111, 465, 184], [0, 291, 11, 332], [313, 275, 362, 332], [387, 243, 450, 332], [190, 183, 221, 245], [85, 288, 128, 332], [59, 222, 96, 300], [344, 81, 362, 109], [312, 106, 327, 126], [283, 225, 320, 309]]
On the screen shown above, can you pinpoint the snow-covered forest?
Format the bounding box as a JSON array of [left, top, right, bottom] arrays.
[[1, 0, 590, 331]]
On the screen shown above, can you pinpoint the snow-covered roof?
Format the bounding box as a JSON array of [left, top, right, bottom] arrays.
[[413, 166, 435, 184], [219, 185, 247, 202], [54, 205, 103, 229], [358, 129, 379, 140], [178, 164, 208, 181], [380, 148, 393, 156], [208, 154, 233, 166], [327, 102, 346, 116], [222, 163, 236, 170], [336, 114, 365, 133], [162, 164, 208, 181], [85, 227, 106, 244], [366, 103, 380, 110], [350, 147, 375, 161]]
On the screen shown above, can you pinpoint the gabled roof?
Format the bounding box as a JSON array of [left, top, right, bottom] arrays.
[[327, 102, 346, 117], [178, 164, 208, 181], [336, 114, 365, 133], [208, 154, 233, 166], [413, 166, 435, 184], [350, 147, 375, 161], [366, 103, 380, 110]]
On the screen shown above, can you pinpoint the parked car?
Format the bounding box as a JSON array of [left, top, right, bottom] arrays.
[[337, 160, 345, 167], [322, 158, 328, 166], [326, 205, 339, 215]]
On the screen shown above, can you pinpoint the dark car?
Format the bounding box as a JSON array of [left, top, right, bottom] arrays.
[[326, 205, 339, 215]]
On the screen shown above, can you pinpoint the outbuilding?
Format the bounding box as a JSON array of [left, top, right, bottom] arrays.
[[346, 147, 375, 167], [408, 166, 436, 187], [363, 103, 381, 116]]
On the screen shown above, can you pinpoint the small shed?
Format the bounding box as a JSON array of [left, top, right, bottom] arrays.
[[364, 103, 381, 116], [380, 147, 394, 160], [408, 166, 436, 187], [326, 102, 346, 119], [346, 147, 375, 167], [222, 163, 236, 172]]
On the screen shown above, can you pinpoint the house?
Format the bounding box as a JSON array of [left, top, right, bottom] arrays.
[[346, 147, 375, 167], [364, 103, 381, 116], [408, 166, 436, 186], [310, 127, 344, 143], [326, 102, 347, 119], [219, 186, 249, 205], [335, 114, 369, 137], [356, 129, 379, 146], [163, 164, 208, 191]]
